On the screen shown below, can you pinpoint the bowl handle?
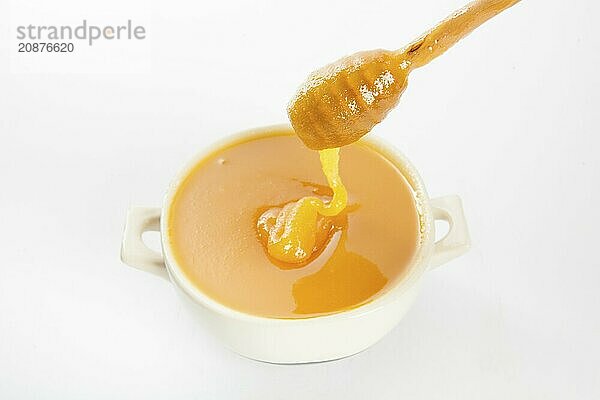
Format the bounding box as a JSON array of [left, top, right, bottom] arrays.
[[428, 195, 471, 269], [120, 207, 170, 281]]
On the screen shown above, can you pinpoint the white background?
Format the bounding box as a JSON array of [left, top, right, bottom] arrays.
[[1, 0, 599, 398]]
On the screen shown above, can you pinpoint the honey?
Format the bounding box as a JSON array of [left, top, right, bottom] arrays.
[[273, 0, 519, 268], [288, 0, 521, 150], [168, 130, 419, 318], [169, 0, 520, 318], [256, 148, 347, 265]]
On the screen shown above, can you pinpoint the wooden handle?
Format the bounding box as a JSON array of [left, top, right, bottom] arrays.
[[400, 0, 521, 70]]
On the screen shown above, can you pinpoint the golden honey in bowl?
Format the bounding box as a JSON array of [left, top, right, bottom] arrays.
[[168, 128, 421, 318]]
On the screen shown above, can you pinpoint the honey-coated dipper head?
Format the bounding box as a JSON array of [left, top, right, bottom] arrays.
[[288, 50, 409, 150], [288, 0, 522, 150]]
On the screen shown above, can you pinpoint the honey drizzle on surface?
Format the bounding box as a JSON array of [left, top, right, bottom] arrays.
[[257, 148, 348, 266]]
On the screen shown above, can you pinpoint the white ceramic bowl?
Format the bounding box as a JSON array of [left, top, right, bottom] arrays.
[[120, 125, 470, 364]]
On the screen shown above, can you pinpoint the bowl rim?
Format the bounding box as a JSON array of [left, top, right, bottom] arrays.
[[160, 124, 435, 324]]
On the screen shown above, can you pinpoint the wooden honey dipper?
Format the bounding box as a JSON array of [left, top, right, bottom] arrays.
[[288, 0, 521, 150]]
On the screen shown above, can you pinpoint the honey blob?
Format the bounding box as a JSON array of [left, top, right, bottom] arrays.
[[257, 148, 347, 265]]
